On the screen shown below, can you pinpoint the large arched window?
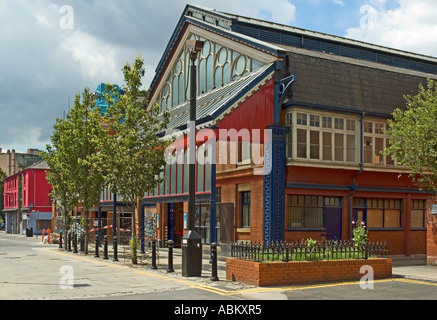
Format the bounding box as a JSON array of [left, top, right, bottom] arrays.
[[157, 33, 266, 113]]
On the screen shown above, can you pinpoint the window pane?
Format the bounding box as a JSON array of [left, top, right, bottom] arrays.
[[241, 191, 251, 228], [347, 119, 356, 131], [310, 115, 320, 127], [335, 118, 344, 130], [364, 137, 373, 164], [297, 129, 307, 158], [347, 134, 356, 163], [305, 207, 324, 228], [364, 121, 373, 133], [335, 133, 344, 161], [323, 132, 332, 161], [384, 209, 400, 227], [375, 138, 384, 165], [297, 113, 307, 126], [310, 131, 320, 160], [288, 206, 303, 228], [411, 209, 425, 228], [367, 209, 383, 227], [323, 116, 332, 129], [375, 123, 385, 134]]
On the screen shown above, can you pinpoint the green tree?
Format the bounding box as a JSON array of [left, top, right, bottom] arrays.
[[41, 88, 107, 252], [385, 79, 437, 190], [41, 117, 79, 245], [102, 57, 171, 264]]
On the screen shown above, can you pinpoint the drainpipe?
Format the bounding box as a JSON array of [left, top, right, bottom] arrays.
[[348, 112, 365, 239]]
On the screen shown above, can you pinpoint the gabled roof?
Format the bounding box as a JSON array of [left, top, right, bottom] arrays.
[[150, 3, 437, 96], [25, 160, 49, 170], [161, 63, 276, 132]]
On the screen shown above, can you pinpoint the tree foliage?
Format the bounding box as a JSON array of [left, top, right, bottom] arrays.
[[101, 57, 171, 263], [41, 88, 107, 239], [43, 57, 170, 262], [385, 79, 437, 190]]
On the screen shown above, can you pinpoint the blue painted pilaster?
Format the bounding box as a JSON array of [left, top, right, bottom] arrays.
[[263, 124, 289, 244]]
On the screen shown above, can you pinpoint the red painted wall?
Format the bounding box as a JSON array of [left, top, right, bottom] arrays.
[[217, 78, 275, 141], [22, 169, 51, 210], [3, 169, 51, 212]]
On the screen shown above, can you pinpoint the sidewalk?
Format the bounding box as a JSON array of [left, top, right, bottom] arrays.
[[391, 255, 437, 282], [23, 234, 437, 285]]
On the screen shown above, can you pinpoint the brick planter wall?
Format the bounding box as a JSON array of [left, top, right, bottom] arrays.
[[226, 258, 392, 287]]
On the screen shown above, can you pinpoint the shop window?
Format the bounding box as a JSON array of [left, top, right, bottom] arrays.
[[286, 195, 324, 229], [411, 200, 426, 228], [354, 198, 402, 228]]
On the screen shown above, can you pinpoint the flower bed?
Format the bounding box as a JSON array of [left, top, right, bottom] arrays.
[[226, 258, 392, 287]]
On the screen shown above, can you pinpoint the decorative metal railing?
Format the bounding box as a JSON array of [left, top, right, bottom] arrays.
[[230, 240, 387, 262]]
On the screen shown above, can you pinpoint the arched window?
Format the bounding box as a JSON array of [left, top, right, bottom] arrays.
[[157, 33, 265, 112]]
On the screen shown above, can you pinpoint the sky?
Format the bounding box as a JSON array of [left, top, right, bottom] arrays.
[[1, 0, 437, 153]]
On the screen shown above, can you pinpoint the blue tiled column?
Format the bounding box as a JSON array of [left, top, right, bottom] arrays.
[[263, 124, 289, 244]]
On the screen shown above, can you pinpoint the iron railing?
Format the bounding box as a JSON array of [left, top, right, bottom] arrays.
[[230, 240, 387, 262]]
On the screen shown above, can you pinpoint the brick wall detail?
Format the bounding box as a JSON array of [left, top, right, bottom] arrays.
[[226, 258, 392, 287]]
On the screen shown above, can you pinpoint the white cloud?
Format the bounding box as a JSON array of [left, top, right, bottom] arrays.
[[333, 0, 345, 7], [346, 0, 437, 57], [59, 31, 121, 84]]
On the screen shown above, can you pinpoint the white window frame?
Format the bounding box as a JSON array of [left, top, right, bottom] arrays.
[[286, 110, 359, 165]]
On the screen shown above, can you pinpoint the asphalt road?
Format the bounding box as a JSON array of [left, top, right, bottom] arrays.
[[1, 232, 437, 308]]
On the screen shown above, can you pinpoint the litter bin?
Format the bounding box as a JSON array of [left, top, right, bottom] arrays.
[[26, 227, 33, 237], [181, 230, 202, 277]]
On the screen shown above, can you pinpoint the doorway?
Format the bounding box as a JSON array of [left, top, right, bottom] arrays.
[[168, 203, 184, 247], [325, 207, 342, 241]]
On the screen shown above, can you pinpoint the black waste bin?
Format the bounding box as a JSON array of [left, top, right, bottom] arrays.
[[26, 227, 33, 237], [181, 230, 202, 277]]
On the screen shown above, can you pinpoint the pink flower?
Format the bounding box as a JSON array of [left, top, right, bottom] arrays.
[[352, 221, 355, 225]]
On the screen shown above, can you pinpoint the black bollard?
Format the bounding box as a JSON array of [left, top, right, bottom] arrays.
[[151, 239, 157, 270], [80, 235, 84, 252], [167, 240, 174, 273], [210, 243, 219, 281], [113, 236, 118, 261], [73, 232, 78, 253], [94, 236, 99, 258], [59, 231, 63, 249], [103, 235, 108, 260], [67, 231, 72, 252]]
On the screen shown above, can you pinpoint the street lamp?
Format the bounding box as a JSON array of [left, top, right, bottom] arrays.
[[182, 39, 204, 277]]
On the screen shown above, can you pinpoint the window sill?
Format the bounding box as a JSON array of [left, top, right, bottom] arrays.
[[237, 228, 250, 233]]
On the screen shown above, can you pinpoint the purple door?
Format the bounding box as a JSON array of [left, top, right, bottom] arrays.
[[325, 207, 342, 241]]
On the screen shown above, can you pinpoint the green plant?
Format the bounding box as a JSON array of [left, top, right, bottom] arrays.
[[352, 220, 368, 246]]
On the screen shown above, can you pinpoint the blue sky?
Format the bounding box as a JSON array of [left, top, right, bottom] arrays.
[[0, 0, 436, 153]]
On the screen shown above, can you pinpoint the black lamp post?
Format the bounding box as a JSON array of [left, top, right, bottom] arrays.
[[182, 39, 204, 277]]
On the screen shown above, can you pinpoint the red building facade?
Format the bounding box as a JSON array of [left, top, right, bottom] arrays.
[[3, 161, 52, 235]]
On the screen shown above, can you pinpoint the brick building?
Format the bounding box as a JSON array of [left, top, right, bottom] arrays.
[[100, 5, 437, 256]]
